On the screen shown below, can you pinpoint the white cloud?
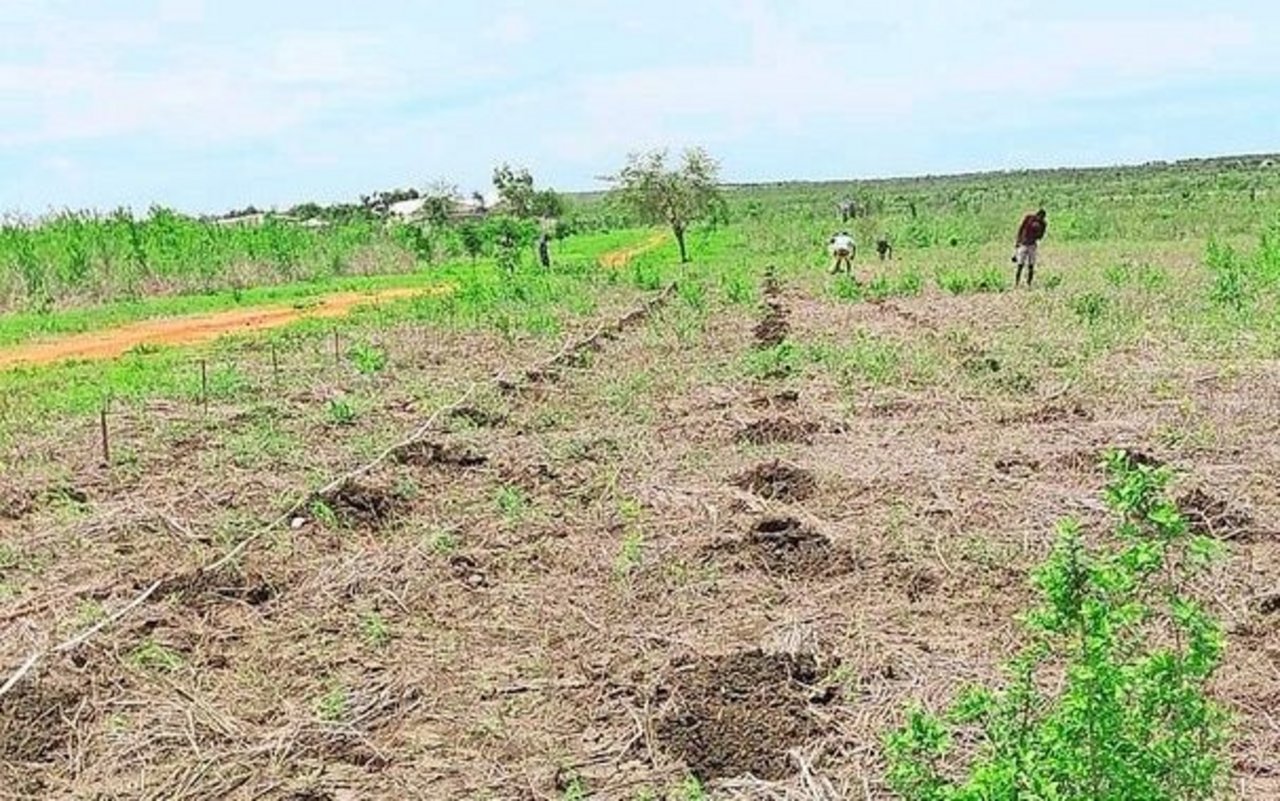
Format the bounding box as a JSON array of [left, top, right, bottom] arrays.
[[156, 0, 205, 25], [485, 12, 534, 46]]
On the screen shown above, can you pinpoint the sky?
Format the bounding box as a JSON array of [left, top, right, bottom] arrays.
[[2, 0, 1279, 214]]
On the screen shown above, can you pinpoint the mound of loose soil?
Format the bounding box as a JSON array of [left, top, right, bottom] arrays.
[[655, 650, 827, 781], [1257, 594, 1280, 616], [709, 517, 856, 578], [1178, 488, 1256, 540], [0, 487, 34, 520], [735, 461, 816, 502], [763, 270, 782, 298], [0, 679, 83, 764], [158, 567, 276, 607], [322, 482, 404, 528], [735, 418, 819, 446], [393, 440, 487, 469], [754, 314, 790, 349]]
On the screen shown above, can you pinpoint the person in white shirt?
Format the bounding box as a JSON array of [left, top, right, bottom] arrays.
[[829, 231, 855, 274]]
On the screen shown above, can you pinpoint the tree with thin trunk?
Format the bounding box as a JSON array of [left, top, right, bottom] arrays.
[[606, 147, 725, 264]]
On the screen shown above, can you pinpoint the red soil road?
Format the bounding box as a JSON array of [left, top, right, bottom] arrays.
[[0, 286, 449, 370]]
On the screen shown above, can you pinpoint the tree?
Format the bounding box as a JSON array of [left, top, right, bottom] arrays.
[[420, 180, 460, 227], [492, 163, 536, 218], [530, 188, 566, 220], [607, 147, 725, 263], [492, 163, 566, 220], [458, 222, 484, 262]]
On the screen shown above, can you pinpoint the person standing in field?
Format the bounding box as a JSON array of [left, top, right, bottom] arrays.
[[829, 231, 855, 274], [1012, 208, 1047, 286], [876, 237, 893, 261], [537, 233, 551, 268], [838, 198, 855, 223]]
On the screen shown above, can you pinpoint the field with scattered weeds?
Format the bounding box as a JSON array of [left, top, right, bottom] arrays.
[[3, 156, 1280, 799]]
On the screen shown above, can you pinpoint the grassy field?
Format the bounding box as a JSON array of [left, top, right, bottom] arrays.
[[2, 157, 1279, 799]]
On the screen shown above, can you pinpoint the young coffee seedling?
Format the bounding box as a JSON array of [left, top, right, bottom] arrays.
[[326, 397, 358, 426], [887, 450, 1230, 801]]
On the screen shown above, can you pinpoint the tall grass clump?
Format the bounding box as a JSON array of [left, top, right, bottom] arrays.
[[0, 208, 408, 310], [887, 451, 1230, 801]]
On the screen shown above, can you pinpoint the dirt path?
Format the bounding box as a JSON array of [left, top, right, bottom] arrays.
[[0, 233, 660, 372], [0, 285, 449, 370], [599, 232, 667, 268]]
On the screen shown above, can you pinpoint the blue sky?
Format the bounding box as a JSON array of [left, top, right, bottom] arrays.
[[2, 0, 1278, 214]]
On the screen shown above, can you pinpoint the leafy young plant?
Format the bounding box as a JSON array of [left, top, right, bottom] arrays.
[[348, 342, 388, 375], [326, 396, 358, 426], [1070, 291, 1110, 324], [886, 451, 1230, 801]]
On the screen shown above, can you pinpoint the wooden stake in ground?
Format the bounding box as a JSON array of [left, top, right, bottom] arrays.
[[270, 342, 279, 385], [99, 403, 110, 466], [200, 358, 209, 414], [333, 328, 341, 365]]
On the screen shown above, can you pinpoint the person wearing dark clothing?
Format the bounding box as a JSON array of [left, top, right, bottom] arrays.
[[537, 233, 551, 268], [876, 237, 893, 261], [1012, 209, 1047, 286]]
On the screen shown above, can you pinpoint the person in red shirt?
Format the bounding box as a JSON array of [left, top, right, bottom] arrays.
[[1012, 209, 1047, 286]]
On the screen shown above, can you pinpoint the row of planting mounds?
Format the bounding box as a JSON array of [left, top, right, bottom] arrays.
[[655, 649, 831, 781], [754, 267, 790, 349]]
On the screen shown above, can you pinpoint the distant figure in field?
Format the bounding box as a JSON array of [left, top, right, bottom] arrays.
[[537, 233, 551, 268], [876, 237, 893, 261], [829, 231, 855, 274], [838, 198, 856, 223], [1012, 208, 1048, 286]]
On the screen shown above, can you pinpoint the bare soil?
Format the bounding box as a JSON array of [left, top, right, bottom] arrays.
[[654, 650, 828, 781]]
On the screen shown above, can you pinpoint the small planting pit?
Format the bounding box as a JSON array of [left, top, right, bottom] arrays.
[[447, 405, 506, 429], [709, 517, 856, 578], [1023, 402, 1093, 425], [322, 481, 404, 529], [749, 389, 800, 410], [1178, 488, 1256, 540], [655, 650, 828, 781], [995, 456, 1039, 477], [735, 417, 819, 446], [393, 440, 487, 469], [735, 460, 816, 502]]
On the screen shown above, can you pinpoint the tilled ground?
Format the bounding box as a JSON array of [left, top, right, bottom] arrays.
[[2, 270, 1278, 799]]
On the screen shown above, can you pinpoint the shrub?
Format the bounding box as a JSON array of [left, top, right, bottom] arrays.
[[1070, 291, 1110, 324], [887, 451, 1230, 801]]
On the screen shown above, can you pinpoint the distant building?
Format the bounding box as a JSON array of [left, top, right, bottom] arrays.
[[387, 198, 429, 220], [386, 193, 500, 222], [213, 212, 298, 227]]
